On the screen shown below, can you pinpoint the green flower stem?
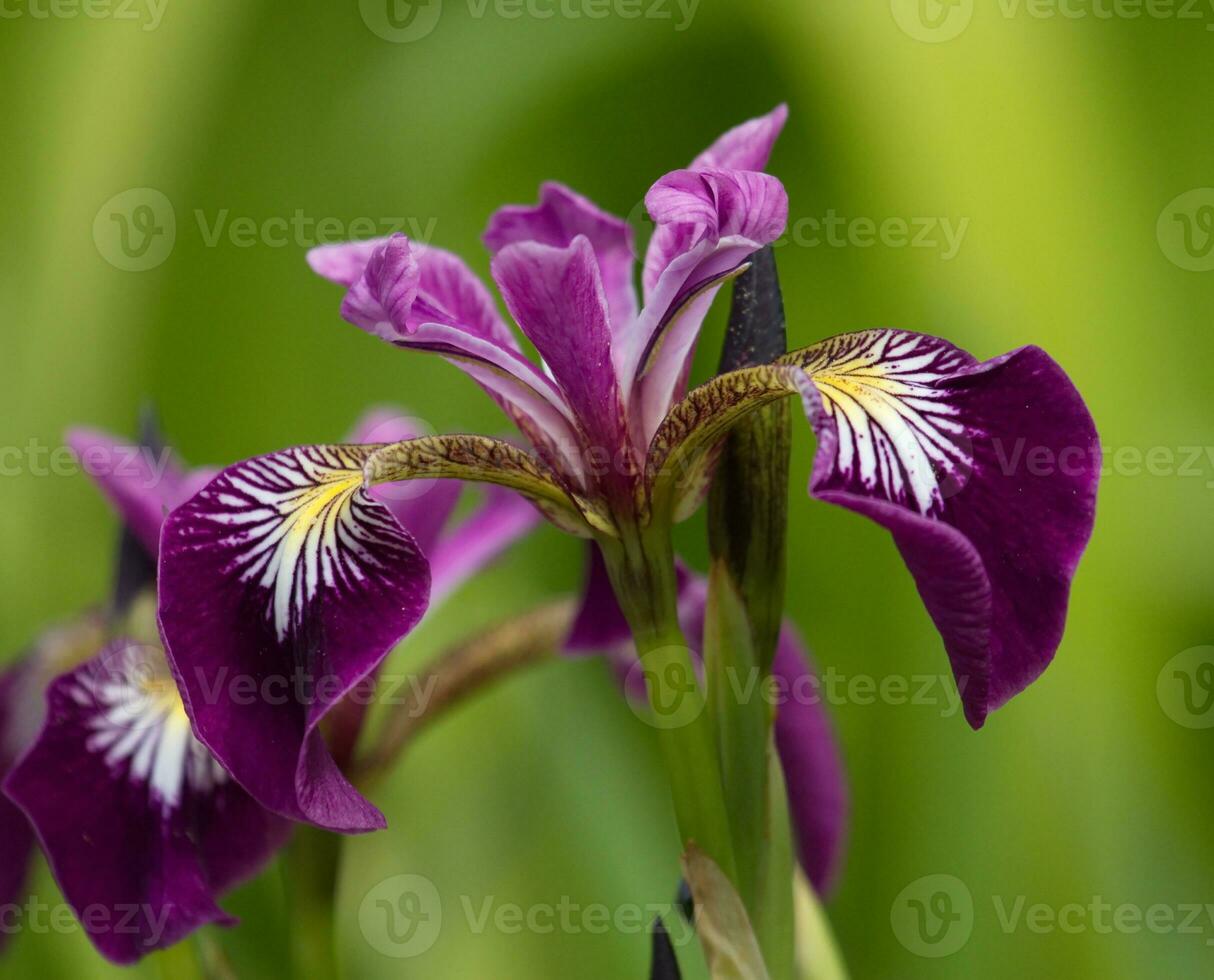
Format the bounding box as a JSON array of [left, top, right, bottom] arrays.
[[283, 827, 343, 980], [598, 522, 737, 884]]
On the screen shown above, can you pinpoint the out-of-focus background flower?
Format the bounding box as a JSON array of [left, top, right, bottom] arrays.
[[2, 1, 1212, 976]]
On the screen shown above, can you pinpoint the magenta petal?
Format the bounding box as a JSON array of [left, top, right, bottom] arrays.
[[641, 168, 789, 301], [158, 446, 431, 831], [797, 331, 1100, 727], [564, 547, 630, 654], [691, 103, 789, 172], [484, 182, 638, 330], [629, 169, 789, 435], [67, 429, 188, 558], [491, 237, 631, 477], [339, 234, 419, 341], [307, 237, 388, 287], [429, 486, 541, 606], [3, 641, 290, 964], [771, 630, 848, 894], [0, 665, 36, 946]]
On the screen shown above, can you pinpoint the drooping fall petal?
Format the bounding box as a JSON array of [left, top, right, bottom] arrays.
[[4, 640, 289, 964], [484, 182, 638, 330], [157, 445, 430, 830], [648, 329, 1100, 726]]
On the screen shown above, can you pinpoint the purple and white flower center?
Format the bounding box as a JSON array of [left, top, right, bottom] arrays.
[[803, 331, 974, 517], [205, 446, 402, 640], [79, 647, 226, 816]]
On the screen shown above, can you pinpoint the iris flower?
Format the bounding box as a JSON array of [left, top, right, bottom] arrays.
[[1, 414, 535, 963], [0, 428, 288, 964], [159, 107, 1099, 848]]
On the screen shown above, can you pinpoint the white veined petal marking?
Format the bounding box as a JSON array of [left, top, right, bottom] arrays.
[[79, 644, 226, 818], [201, 446, 406, 641], [801, 331, 974, 516]]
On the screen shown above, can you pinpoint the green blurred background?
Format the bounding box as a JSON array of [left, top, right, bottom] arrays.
[[3, 1, 1213, 976]]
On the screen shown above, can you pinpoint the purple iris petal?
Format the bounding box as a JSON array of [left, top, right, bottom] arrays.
[[311, 236, 586, 480], [0, 664, 36, 949], [4, 640, 290, 965], [642, 104, 788, 300], [630, 169, 789, 437], [770, 631, 848, 894], [67, 429, 191, 558], [339, 234, 419, 341], [794, 330, 1100, 727], [428, 486, 542, 606], [691, 103, 789, 172], [491, 236, 633, 485], [484, 181, 639, 330], [157, 446, 430, 831]]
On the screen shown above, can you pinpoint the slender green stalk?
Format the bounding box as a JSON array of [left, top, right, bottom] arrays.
[[283, 827, 343, 980], [598, 522, 737, 883], [352, 599, 573, 789]]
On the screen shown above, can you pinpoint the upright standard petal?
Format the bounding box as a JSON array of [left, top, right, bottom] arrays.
[[4, 640, 289, 964], [630, 169, 789, 438], [691, 103, 789, 172], [158, 445, 430, 830], [792, 330, 1099, 727], [67, 429, 189, 558], [643, 104, 789, 301], [484, 182, 638, 330], [491, 237, 634, 489]]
